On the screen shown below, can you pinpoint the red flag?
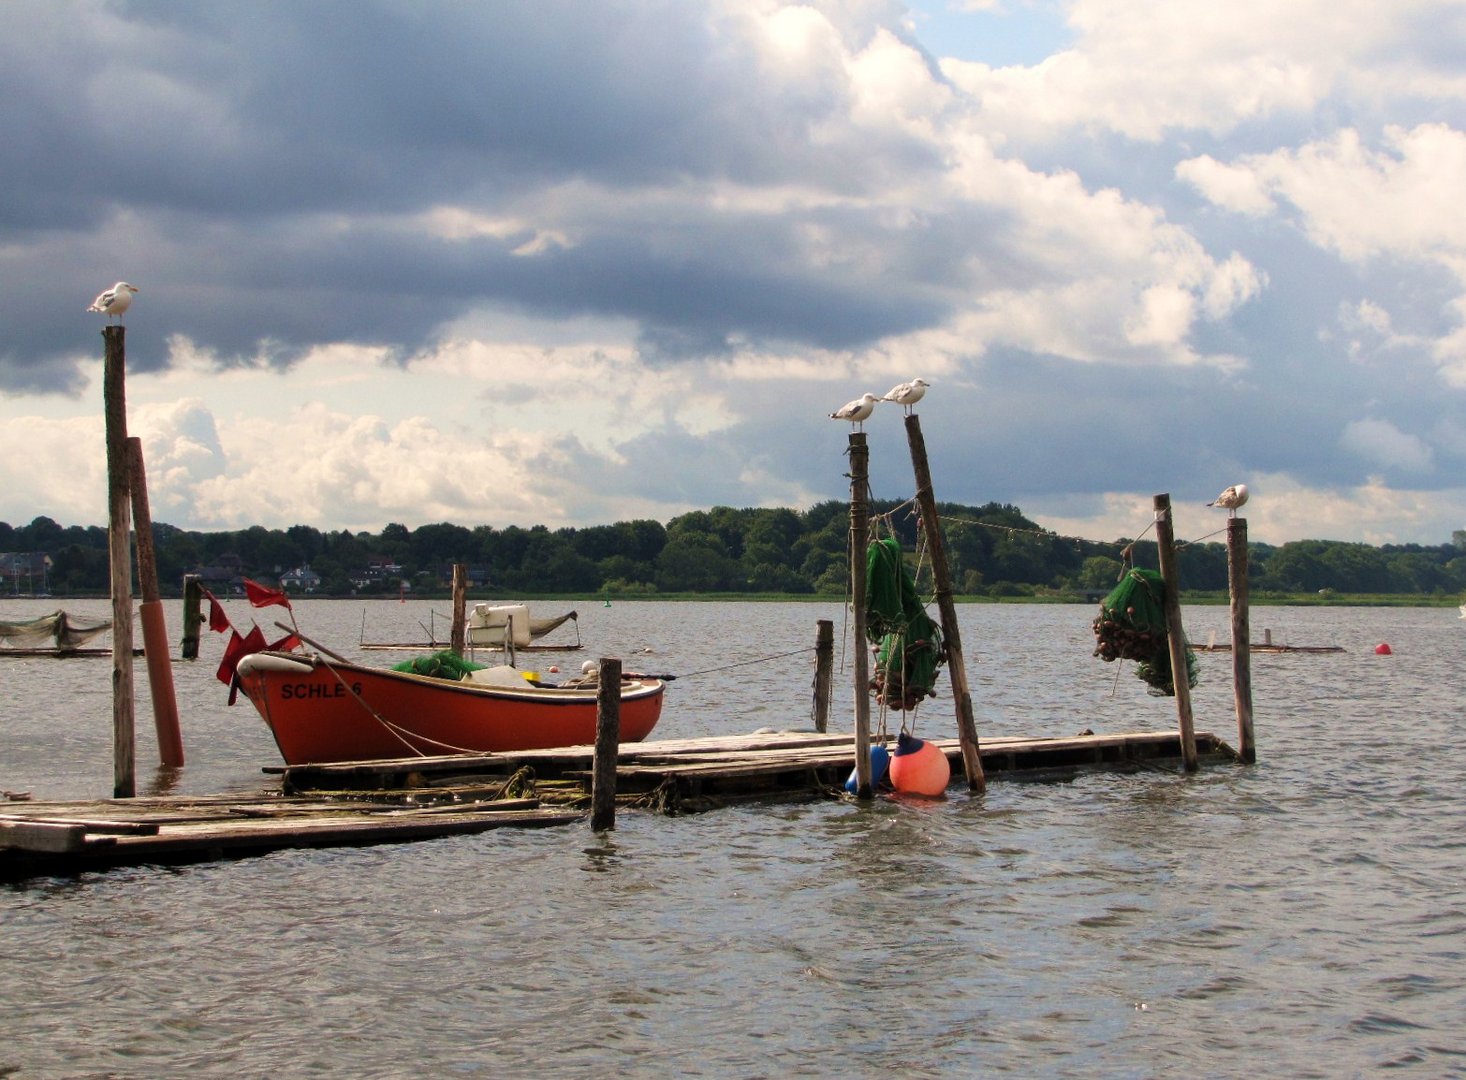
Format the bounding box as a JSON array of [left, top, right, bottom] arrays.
[[216, 630, 247, 686], [215, 624, 267, 687], [244, 578, 291, 609], [269, 631, 302, 652], [203, 589, 232, 633]]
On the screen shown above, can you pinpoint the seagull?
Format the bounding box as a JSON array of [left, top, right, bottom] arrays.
[[882, 378, 930, 414], [830, 392, 881, 430], [87, 282, 139, 321], [1207, 483, 1249, 516]]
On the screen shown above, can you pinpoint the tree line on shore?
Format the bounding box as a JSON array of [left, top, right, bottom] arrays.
[[4, 504, 1466, 599]]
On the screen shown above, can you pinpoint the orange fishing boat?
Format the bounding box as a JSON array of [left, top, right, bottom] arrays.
[[235, 651, 665, 765]]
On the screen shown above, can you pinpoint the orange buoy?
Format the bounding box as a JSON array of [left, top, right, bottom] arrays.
[[888, 732, 950, 797], [1375, 643, 1392, 655]]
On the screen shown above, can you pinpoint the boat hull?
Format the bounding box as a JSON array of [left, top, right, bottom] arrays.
[[236, 652, 664, 765]]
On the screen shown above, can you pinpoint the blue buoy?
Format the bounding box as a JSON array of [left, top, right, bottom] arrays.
[[844, 743, 891, 793]]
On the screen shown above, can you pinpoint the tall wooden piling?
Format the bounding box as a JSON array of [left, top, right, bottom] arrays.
[[848, 433, 873, 798], [904, 414, 985, 793], [1227, 517, 1256, 763], [103, 326, 135, 798], [450, 563, 467, 656], [180, 574, 203, 660], [127, 437, 184, 767], [590, 657, 622, 830], [813, 619, 834, 734], [1152, 493, 1198, 772]]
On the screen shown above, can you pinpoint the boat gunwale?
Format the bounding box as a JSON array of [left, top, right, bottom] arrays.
[[243, 650, 666, 706]]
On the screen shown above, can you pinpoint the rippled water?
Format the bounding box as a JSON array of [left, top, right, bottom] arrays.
[[2, 598, 1464, 1077]]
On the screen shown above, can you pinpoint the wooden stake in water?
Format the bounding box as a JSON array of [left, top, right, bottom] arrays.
[[904, 414, 985, 793], [127, 437, 184, 768], [848, 433, 873, 798], [1227, 517, 1256, 764], [451, 563, 467, 656], [813, 619, 833, 734], [180, 574, 203, 660], [591, 657, 622, 831], [103, 326, 135, 798], [1153, 493, 1198, 772]]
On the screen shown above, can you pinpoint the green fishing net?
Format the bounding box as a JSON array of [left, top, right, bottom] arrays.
[[392, 650, 486, 681], [866, 537, 944, 710], [1091, 568, 1198, 696]]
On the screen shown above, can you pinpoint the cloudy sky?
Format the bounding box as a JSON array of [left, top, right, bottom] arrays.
[[4, 0, 1466, 546]]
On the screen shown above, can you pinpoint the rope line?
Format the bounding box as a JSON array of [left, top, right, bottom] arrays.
[[317, 656, 522, 757], [676, 645, 816, 679]]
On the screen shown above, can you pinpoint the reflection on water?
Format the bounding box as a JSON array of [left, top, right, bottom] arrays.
[[2, 599, 1465, 1077]]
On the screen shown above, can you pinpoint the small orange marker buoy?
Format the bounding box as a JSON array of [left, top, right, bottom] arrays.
[[548, 665, 560, 674], [888, 732, 950, 796], [1375, 643, 1392, 655]]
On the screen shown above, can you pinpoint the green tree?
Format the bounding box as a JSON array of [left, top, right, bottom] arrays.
[[655, 532, 741, 592], [1078, 555, 1123, 591]]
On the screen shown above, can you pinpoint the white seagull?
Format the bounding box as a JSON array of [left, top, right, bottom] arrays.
[[1207, 483, 1249, 516], [87, 282, 139, 321], [882, 378, 930, 414], [830, 392, 881, 430]]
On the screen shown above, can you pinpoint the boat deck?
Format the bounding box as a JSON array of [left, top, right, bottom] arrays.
[[1, 727, 1236, 880]]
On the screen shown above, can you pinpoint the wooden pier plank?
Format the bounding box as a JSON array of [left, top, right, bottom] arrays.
[[2, 727, 1238, 879], [0, 820, 90, 853], [0, 791, 581, 874]]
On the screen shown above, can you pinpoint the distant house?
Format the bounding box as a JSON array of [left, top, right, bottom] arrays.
[[188, 553, 249, 594], [349, 557, 404, 590], [1, 552, 50, 594], [280, 566, 322, 593], [434, 563, 492, 587]]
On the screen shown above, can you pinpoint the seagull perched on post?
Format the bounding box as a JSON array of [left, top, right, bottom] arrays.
[[1207, 483, 1249, 516], [87, 282, 139, 321], [830, 393, 881, 431], [882, 378, 930, 414]]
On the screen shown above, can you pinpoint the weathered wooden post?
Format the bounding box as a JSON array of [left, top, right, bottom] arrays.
[[848, 433, 873, 798], [180, 573, 203, 660], [1228, 517, 1256, 763], [812, 618, 833, 733], [904, 414, 985, 793], [1152, 493, 1198, 772], [451, 563, 467, 656], [127, 437, 184, 767], [103, 326, 135, 798], [590, 657, 622, 830]]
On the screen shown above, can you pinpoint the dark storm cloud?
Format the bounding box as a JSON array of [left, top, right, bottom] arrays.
[[0, 0, 953, 390]]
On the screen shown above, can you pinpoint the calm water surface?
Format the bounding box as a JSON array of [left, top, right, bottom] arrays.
[[2, 598, 1463, 1077]]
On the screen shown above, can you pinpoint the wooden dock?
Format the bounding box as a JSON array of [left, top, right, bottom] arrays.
[[0, 728, 1236, 880], [275, 728, 1238, 812], [357, 641, 585, 653], [0, 792, 577, 879], [0, 647, 144, 658], [1193, 642, 1344, 654]]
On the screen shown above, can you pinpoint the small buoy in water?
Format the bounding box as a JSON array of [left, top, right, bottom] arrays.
[[1375, 642, 1392, 655], [888, 731, 950, 797], [844, 743, 891, 793], [548, 665, 560, 674]]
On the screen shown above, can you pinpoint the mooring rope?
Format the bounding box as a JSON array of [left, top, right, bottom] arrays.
[[673, 645, 816, 680], [315, 656, 487, 757]]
